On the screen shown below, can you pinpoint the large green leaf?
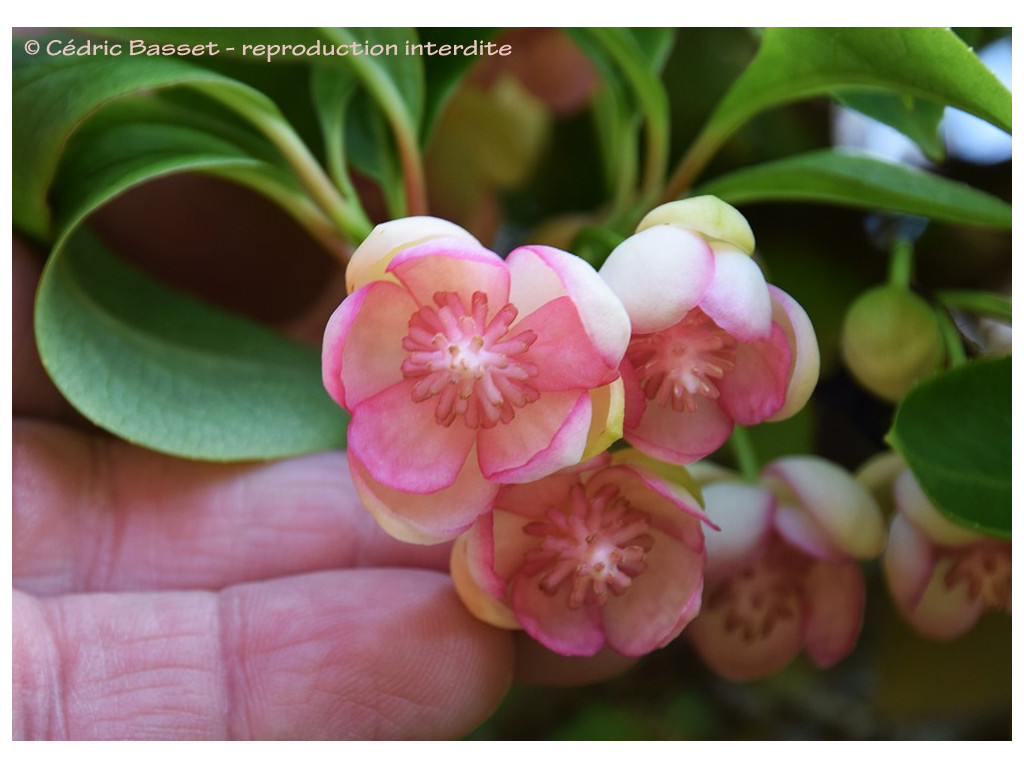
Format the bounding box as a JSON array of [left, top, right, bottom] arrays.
[[887, 356, 1010, 538], [35, 230, 349, 461], [711, 27, 1011, 140], [13, 45, 293, 242], [696, 149, 1012, 229], [670, 27, 1011, 195], [834, 90, 947, 162]]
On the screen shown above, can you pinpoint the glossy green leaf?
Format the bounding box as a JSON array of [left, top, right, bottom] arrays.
[[710, 28, 1011, 141], [35, 230, 349, 461], [887, 356, 1010, 538], [835, 90, 947, 162], [13, 44, 292, 242], [310, 65, 360, 197], [670, 27, 1012, 196], [697, 149, 1012, 229]]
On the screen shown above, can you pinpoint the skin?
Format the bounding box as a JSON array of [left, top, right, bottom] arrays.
[[11, 177, 633, 740]]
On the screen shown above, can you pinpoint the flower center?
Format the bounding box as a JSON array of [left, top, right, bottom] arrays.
[[706, 540, 809, 643], [626, 309, 736, 412], [520, 483, 654, 610], [401, 291, 540, 429], [942, 543, 1012, 611]]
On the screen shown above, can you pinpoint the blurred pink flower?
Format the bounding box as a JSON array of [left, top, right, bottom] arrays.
[[451, 454, 709, 657], [688, 456, 885, 681], [322, 217, 630, 544], [884, 467, 1011, 640], [599, 198, 819, 464]]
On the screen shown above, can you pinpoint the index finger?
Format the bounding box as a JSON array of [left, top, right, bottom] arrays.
[[14, 420, 451, 596]]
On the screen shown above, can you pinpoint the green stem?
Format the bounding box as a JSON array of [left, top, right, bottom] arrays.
[[887, 238, 914, 288], [729, 425, 760, 483], [662, 129, 723, 202], [324, 29, 428, 216], [936, 290, 1013, 322], [587, 28, 670, 209], [258, 115, 373, 242], [934, 305, 969, 367]]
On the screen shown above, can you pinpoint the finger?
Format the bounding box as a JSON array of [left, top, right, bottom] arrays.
[[14, 420, 450, 595], [14, 570, 514, 740], [12, 238, 74, 421]]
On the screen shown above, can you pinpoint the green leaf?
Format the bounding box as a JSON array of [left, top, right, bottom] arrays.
[[834, 90, 946, 162], [712, 27, 1011, 139], [310, 65, 360, 197], [48, 98, 347, 262], [35, 230, 349, 461], [887, 356, 1010, 538], [568, 28, 675, 212], [696, 149, 1012, 229], [669, 27, 1011, 195], [13, 44, 305, 243]]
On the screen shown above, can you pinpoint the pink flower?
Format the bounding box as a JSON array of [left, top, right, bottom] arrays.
[[450, 454, 709, 657], [599, 197, 819, 464], [687, 456, 886, 681], [322, 217, 631, 544], [883, 465, 1011, 640]]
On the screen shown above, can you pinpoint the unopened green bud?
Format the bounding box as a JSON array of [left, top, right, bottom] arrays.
[[841, 285, 944, 402]]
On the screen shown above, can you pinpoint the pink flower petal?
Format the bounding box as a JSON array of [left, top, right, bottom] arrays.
[[510, 570, 607, 656], [493, 460, 607, 524], [883, 512, 935, 618], [601, 527, 705, 657], [802, 560, 865, 668], [449, 520, 521, 628], [618, 356, 646, 431], [699, 246, 773, 341], [478, 389, 591, 483], [716, 324, 791, 425], [487, 507, 552, 585], [348, 448, 497, 544], [348, 381, 476, 493], [507, 245, 631, 367], [388, 238, 510, 309], [774, 503, 847, 561], [598, 226, 715, 334], [687, 586, 804, 682], [900, 558, 985, 640], [701, 482, 776, 583], [345, 215, 479, 293], [516, 296, 620, 391], [324, 281, 418, 411], [625, 393, 734, 465], [762, 456, 887, 559], [766, 285, 820, 422], [894, 469, 986, 547]]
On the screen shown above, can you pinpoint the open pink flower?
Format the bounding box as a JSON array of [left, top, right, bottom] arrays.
[[322, 217, 630, 544], [884, 466, 1011, 640], [450, 454, 709, 657], [599, 197, 819, 464], [687, 456, 885, 681]]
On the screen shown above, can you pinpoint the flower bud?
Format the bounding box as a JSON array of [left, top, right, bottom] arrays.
[[840, 285, 944, 402]]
